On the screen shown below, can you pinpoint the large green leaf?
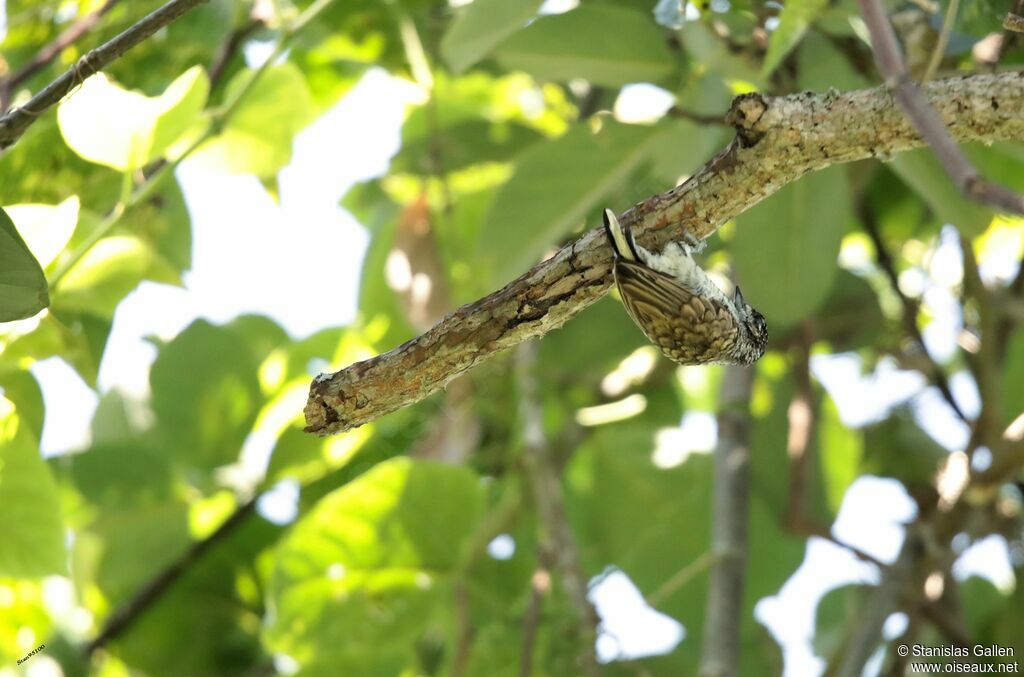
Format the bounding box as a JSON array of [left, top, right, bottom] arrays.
[[441, 0, 544, 74], [0, 207, 49, 322], [733, 166, 850, 328], [191, 63, 315, 177], [479, 121, 666, 285], [266, 458, 485, 673], [0, 398, 66, 577], [150, 320, 264, 470], [57, 67, 209, 171], [494, 5, 677, 87], [889, 149, 992, 235]]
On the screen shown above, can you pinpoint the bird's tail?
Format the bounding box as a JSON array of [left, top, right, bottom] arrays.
[[603, 209, 640, 262]]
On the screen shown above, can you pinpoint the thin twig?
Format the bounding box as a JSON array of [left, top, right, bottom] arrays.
[[207, 17, 265, 90], [452, 581, 472, 677], [922, 0, 959, 83], [516, 343, 600, 677], [699, 365, 754, 677], [306, 72, 1024, 436], [859, 202, 968, 421], [858, 0, 1024, 214], [84, 414, 404, 656], [0, 0, 211, 152], [520, 564, 551, 677], [960, 235, 1004, 458], [646, 550, 720, 608], [0, 0, 121, 112], [786, 328, 817, 530]]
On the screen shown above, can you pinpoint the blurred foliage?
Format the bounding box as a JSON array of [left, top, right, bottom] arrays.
[[0, 0, 1023, 675]]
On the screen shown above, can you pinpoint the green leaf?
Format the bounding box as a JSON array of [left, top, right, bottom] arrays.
[[479, 121, 665, 285], [191, 63, 315, 177], [539, 296, 647, 377], [818, 395, 862, 514], [0, 206, 49, 322], [733, 166, 850, 328], [4, 196, 80, 270], [0, 397, 66, 577], [441, 0, 544, 74], [861, 409, 947, 488], [813, 584, 866, 661], [889, 149, 992, 235], [797, 31, 871, 92], [266, 458, 485, 672], [150, 320, 264, 470], [762, 0, 829, 76], [0, 370, 44, 442], [53, 235, 153, 318], [57, 67, 209, 171], [113, 511, 279, 676], [494, 5, 677, 87], [812, 270, 885, 351]]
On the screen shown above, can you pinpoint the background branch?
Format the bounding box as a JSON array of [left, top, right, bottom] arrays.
[[859, 201, 967, 421], [85, 496, 258, 655], [516, 342, 599, 676], [858, 0, 1024, 213], [0, 0, 121, 112], [836, 526, 925, 677], [0, 0, 210, 152], [699, 365, 755, 677], [305, 72, 1024, 436]]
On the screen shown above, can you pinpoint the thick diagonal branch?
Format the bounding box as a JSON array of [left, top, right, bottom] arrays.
[[305, 72, 1024, 436]]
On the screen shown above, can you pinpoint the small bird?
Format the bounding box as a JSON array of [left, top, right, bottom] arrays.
[[602, 208, 768, 366]]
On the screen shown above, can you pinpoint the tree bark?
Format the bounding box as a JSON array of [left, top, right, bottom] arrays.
[[305, 72, 1024, 436]]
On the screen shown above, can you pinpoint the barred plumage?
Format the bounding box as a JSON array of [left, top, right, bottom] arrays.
[[603, 209, 768, 366]]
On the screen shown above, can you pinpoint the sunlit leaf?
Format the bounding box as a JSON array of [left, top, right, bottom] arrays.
[[442, 0, 544, 74], [191, 63, 315, 177], [494, 5, 677, 87], [266, 458, 484, 672], [57, 67, 209, 170], [53, 235, 152, 317], [150, 320, 264, 470], [0, 398, 66, 577], [4, 196, 80, 270], [479, 120, 667, 284]]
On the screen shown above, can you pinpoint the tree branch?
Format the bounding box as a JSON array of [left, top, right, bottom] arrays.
[[859, 201, 967, 421], [305, 72, 1024, 436], [858, 0, 1024, 214], [699, 365, 754, 677], [0, 0, 210, 153], [84, 496, 258, 655], [516, 342, 599, 676], [836, 525, 925, 677], [0, 0, 121, 112]]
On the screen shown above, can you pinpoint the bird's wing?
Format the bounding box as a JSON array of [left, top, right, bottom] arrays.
[[614, 260, 740, 365]]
